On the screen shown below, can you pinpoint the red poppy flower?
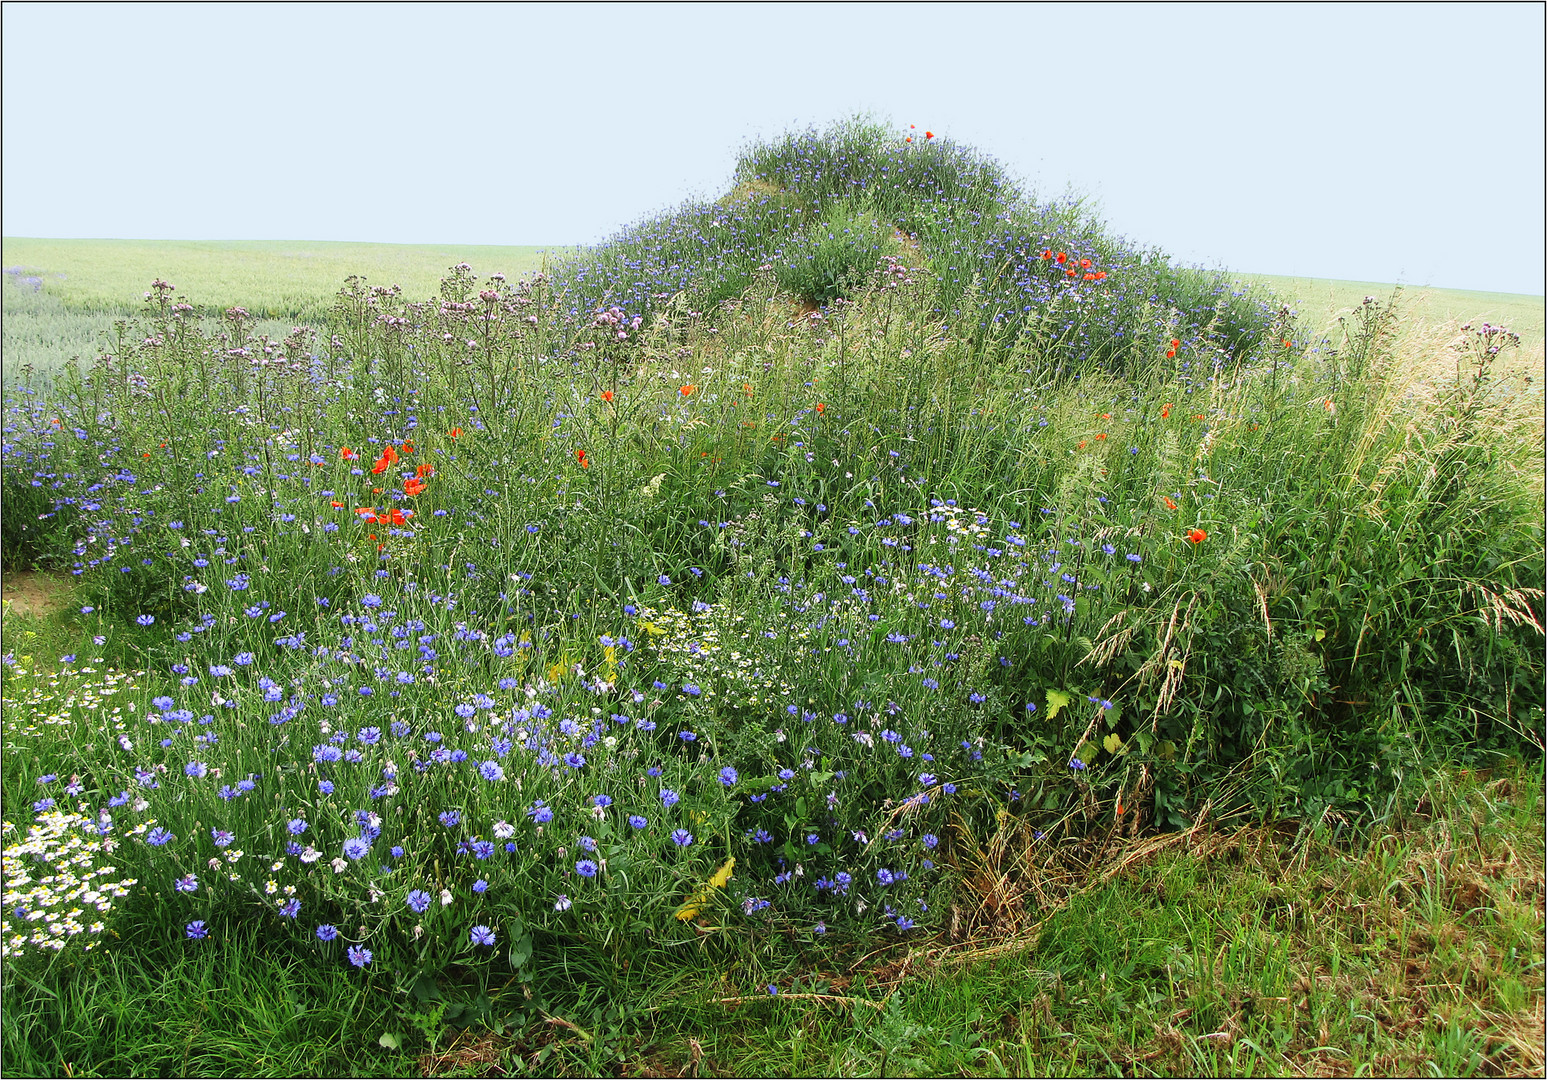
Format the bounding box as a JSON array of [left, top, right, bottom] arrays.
[[576, 449, 589, 468], [1055, 253, 1068, 264], [371, 445, 398, 474], [404, 477, 427, 497], [1186, 528, 1207, 544], [815, 402, 825, 414], [680, 384, 697, 397], [1170, 339, 1180, 349], [1079, 258, 1092, 269], [416, 463, 434, 478], [924, 131, 933, 139], [1166, 350, 1176, 359], [448, 427, 463, 438], [1094, 271, 1107, 280], [340, 447, 356, 460], [1067, 268, 1078, 277], [1161, 403, 1172, 419], [601, 390, 614, 402], [400, 440, 414, 454], [1163, 496, 1178, 510], [904, 136, 913, 143], [1041, 249, 1054, 260]]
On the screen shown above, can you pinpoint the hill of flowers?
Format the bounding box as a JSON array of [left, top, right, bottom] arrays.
[[550, 118, 1275, 376], [1, 124, 1541, 985]]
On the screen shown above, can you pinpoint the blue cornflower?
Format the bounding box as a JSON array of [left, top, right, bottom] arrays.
[[316, 924, 339, 941], [147, 827, 174, 846], [233, 652, 255, 666], [877, 868, 895, 886], [628, 815, 648, 830], [279, 898, 301, 919], [1069, 758, 1087, 771], [718, 766, 738, 786], [479, 760, 505, 782], [591, 794, 613, 809], [922, 834, 939, 849], [575, 859, 599, 877], [348, 945, 373, 967], [438, 810, 460, 827], [136, 614, 154, 626], [361, 594, 382, 609], [527, 800, 554, 824], [343, 836, 371, 860], [471, 840, 495, 860], [564, 752, 586, 769], [671, 829, 693, 847], [287, 818, 308, 836], [186, 920, 208, 939], [470, 925, 496, 947], [472, 879, 488, 893], [659, 788, 680, 808], [406, 889, 432, 913], [175, 874, 198, 893]]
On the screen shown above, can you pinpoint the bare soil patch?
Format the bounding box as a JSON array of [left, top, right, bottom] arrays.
[[0, 570, 72, 619]]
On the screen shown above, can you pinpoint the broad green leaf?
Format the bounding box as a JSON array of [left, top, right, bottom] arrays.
[[1077, 741, 1100, 765], [379, 1033, 402, 1051], [508, 933, 533, 969], [1046, 689, 1074, 720], [1103, 732, 1124, 755]]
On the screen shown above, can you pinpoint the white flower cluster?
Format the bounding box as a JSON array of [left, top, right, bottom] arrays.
[[2, 811, 139, 958]]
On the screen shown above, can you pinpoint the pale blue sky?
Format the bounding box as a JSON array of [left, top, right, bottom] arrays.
[[3, 2, 1542, 294]]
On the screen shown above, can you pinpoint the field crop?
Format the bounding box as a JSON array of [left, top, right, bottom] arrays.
[[1, 120, 1540, 1077]]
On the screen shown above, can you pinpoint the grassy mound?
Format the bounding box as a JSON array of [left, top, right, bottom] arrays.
[[0, 120, 1540, 1072]]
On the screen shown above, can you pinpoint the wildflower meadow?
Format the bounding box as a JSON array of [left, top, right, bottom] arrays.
[[2, 119, 1542, 1076]]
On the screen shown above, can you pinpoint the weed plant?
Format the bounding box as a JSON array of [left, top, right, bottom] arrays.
[[1, 122, 1541, 1073]]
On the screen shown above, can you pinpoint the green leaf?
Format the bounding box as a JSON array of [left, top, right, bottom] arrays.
[[1077, 741, 1100, 765], [508, 932, 533, 970], [379, 1033, 402, 1051], [1103, 732, 1124, 756]]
